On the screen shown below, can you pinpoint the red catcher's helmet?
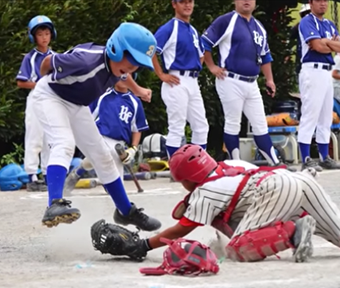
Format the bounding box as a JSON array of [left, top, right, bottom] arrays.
[[169, 144, 218, 183]]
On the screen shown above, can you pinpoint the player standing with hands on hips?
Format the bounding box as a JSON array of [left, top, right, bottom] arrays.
[[16, 16, 56, 192], [31, 22, 161, 232], [298, 0, 340, 171], [152, 0, 209, 157], [202, 0, 281, 166]]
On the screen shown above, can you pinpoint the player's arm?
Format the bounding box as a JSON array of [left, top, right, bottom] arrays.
[[130, 131, 141, 148], [40, 54, 53, 76], [202, 14, 231, 79], [332, 68, 340, 80], [260, 33, 276, 97], [16, 55, 36, 89], [124, 74, 152, 103], [309, 38, 333, 53]]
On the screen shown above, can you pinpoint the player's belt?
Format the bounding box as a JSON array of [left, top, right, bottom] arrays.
[[179, 70, 199, 78], [227, 72, 258, 83], [313, 63, 332, 71]]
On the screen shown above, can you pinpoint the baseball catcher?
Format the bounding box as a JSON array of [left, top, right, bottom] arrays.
[[91, 144, 340, 265]]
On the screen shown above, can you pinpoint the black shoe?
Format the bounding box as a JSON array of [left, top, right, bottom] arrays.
[[319, 156, 340, 170], [274, 162, 297, 172], [42, 199, 81, 228], [301, 157, 323, 172], [113, 203, 161, 231], [27, 180, 47, 192]]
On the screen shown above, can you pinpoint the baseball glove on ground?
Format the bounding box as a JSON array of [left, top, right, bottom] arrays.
[[91, 219, 147, 261]]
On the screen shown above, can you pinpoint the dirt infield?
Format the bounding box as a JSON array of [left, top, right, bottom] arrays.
[[1, 172, 340, 288]]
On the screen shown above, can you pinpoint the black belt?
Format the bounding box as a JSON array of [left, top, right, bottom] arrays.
[[179, 70, 199, 78], [313, 63, 332, 71], [227, 72, 258, 83]]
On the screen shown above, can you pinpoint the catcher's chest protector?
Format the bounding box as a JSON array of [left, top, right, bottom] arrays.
[[139, 238, 219, 276]]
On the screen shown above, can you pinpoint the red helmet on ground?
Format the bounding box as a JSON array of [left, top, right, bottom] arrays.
[[169, 144, 218, 183]]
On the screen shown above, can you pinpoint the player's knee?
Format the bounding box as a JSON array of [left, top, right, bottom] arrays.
[[225, 221, 295, 262], [224, 123, 240, 135], [252, 126, 269, 136]]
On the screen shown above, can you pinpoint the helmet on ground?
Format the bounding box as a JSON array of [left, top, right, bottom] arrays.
[[169, 144, 218, 183], [0, 163, 28, 191], [106, 22, 156, 70], [28, 15, 57, 43]]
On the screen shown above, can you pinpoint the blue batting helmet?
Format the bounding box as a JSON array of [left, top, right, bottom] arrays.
[[28, 15, 57, 43], [106, 22, 156, 70], [0, 163, 29, 191]]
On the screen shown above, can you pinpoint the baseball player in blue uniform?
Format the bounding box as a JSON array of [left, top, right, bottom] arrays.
[[298, 0, 340, 171], [201, 0, 281, 166], [152, 0, 209, 157], [30, 22, 161, 232], [63, 76, 149, 194], [16, 15, 57, 192]]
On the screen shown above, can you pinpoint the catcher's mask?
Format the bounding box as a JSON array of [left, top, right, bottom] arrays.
[[139, 237, 219, 276]]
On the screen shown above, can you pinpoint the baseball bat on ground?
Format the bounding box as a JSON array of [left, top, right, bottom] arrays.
[[124, 172, 153, 181], [115, 143, 144, 193]]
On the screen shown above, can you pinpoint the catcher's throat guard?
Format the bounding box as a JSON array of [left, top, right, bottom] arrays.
[[139, 238, 219, 276]]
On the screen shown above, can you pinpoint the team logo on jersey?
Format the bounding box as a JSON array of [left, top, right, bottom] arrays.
[[119, 105, 133, 124], [253, 31, 264, 47], [325, 31, 332, 39], [193, 34, 199, 48]]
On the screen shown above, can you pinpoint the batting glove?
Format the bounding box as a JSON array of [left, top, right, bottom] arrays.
[[122, 146, 137, 165]]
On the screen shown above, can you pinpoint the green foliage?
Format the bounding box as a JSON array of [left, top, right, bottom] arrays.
[[0, 0, 297, 159], [0, 143, 24, 166]]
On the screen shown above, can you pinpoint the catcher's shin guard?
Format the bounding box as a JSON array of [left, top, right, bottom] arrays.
[[42, 199, 81, 228], [113, 202, 161, 231], [225, 221, 296, 262]]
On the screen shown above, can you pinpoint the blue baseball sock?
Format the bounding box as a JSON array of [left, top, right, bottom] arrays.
[[75, 167, 86, 177], [223, 133, 240, 159], [103, 178, 131, 216], [299, 143, 310, 163], [47, 165, 67, 206], [317, 143, 329, 161], [166, 145, 180, 158], [254, 134, 279, 165]]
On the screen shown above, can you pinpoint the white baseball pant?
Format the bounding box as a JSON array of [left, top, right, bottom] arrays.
[[161, 71, 209, 147], [30, 76, 120, 184], [24, 91, 49, 176], [298, 64, 333, 144], [216, 76, 269, 135]]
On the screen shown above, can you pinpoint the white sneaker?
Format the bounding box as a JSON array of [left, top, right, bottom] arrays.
[[292, 215, 316, 262], [63, 169, 81, 196]]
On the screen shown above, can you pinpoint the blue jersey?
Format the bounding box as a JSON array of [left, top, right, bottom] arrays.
[[46, 43, 121, 106], [16, 48, 54, 83], [90, 88, 149, 145], [154, 18, 204, 72], [299, 13, 338, 65], [201, 11, 273, 77]]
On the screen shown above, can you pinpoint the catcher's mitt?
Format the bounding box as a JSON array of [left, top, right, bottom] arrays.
[[139, 238, 219, 276], [91, 219, 147, 261]]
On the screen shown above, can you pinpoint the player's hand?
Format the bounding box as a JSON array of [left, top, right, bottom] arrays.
[[122, 146, 137, 165], [265, 80, 276, 97], [209, 65, 226, 80], [135, 87, 152, 103], [332, 34, 340, 41], [160, 73, 180, 87]]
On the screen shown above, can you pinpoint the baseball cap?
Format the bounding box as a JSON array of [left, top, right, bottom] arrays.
[[299, 4, 311, 14]]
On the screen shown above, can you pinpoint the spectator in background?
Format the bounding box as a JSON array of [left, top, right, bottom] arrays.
[[332, 53, 340, 116], [290, 4, 312, 80]]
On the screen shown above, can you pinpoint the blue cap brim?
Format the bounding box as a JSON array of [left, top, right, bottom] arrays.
[[126, 50, 154, 71]]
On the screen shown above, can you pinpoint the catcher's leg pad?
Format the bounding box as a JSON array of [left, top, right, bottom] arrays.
[[226, 221, 295, 262]]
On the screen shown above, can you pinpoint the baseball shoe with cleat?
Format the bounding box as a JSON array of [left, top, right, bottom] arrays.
[[63, 169, 81, 196], [292, 215, 316, 262], [113, 202, 161, 232], [319, 155, 340, 170], [42, 199, 81, 228], [27, 180, 48, 192], [301, 157, 323, 172]]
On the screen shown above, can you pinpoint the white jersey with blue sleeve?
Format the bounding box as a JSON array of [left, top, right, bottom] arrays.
[[299, 14, 338, 65], [90, 88, 149, 145], [154, 18, 204, 72], [201, 11, 272, 77]]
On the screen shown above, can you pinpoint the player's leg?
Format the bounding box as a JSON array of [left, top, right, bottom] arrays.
[[215, 77, 245, 159], [292, 172, 340, 247], [40, 129, 49, 188], [243, 82, 279, 165], [226, 172, 315, 262], [186, 78, 209, 149], [24, 95, 45, 192], [70, 107, 161, 231], [298, 68, 323, 171], [31, 83, 80, 227], [316, 74, 340, 169], [161, 81, 189, 157]]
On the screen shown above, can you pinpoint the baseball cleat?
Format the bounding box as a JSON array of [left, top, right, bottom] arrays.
[[292, 215, 316, 263], [301, 157, 323, 172], [27, 180, 48, 192], [113, 202, 161, 231], [42, 199, 81, 228], [63, 169, 81, 196], [319, 156, 340, 170]]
